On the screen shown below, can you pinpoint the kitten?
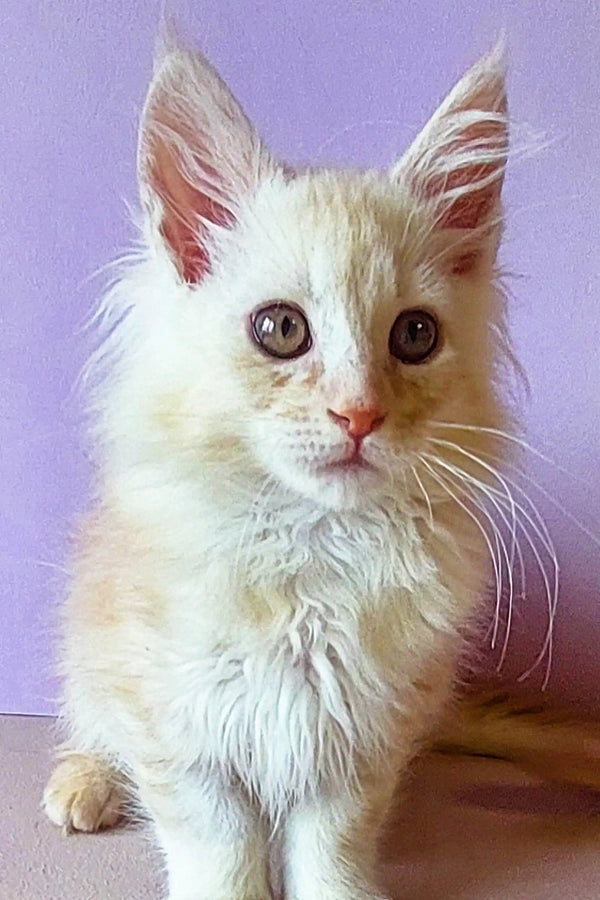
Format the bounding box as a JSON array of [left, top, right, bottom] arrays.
[[44, 40, 514, 900]]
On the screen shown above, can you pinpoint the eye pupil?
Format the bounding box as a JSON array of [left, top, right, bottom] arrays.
[[252, 303, 312, 360], [408, 321, 420, 343], [389, 309, 439, 364]]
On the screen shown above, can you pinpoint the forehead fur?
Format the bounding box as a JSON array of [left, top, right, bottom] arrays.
[[215, 169, 436, 361], [234, 168, 426, 287]]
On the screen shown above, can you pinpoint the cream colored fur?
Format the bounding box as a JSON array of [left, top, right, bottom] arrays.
[[45, 42, 515, 900]]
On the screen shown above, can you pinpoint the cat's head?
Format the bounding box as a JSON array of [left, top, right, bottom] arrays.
[[123, 43, 510, 511]]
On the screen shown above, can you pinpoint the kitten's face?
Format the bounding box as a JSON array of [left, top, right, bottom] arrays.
[[182, 171, 502, 511], [134, 45, 508, 511]]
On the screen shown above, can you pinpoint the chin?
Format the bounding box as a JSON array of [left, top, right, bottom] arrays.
[[277, 462, 384, 512]]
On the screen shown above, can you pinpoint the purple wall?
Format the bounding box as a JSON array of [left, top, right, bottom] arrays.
[[2, 1, 599, 715]]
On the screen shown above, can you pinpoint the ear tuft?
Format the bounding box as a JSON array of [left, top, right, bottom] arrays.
[[138, 46, 276, 284], [392, 45, 508, 238]]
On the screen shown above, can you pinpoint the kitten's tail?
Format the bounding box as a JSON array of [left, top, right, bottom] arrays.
[[433, 690, 600, 789]]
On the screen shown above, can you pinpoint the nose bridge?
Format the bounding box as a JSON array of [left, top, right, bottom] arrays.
[[326, 353, 388, 440], [318, 296, 383, 409], [326, 356, 384, 412]]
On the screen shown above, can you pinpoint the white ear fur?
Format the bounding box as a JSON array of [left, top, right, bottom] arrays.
[[391, 44, 508, 241], [138, 45, 277, 283]]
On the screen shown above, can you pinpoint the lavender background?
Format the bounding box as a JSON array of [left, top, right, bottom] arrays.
[[2, 0, 599, 715]]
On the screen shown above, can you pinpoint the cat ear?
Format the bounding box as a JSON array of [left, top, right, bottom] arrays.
[[391, 45, 508, 246], [138, 46, 277, 283]]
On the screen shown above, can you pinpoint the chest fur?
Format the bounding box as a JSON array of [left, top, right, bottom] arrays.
[[132, 498, 472, 816], [165, 601, 388, 810], [158, 560, 460, 822]]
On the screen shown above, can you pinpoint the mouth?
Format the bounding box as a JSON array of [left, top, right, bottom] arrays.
[[321, 448, 374, 473]]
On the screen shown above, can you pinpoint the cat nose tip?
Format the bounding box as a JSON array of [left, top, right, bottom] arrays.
[[327, 405, 387, 439]]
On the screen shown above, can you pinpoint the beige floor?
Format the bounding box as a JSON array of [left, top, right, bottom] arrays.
[[2, 715, 600, 900]]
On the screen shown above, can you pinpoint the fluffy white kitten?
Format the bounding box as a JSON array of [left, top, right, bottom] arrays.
[[44, 40, 514, 900]]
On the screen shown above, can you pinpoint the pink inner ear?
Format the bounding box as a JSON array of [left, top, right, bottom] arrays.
[[424, 118, 506, 231], [150, 139, 233, 284], [428, 166, 500, 230]]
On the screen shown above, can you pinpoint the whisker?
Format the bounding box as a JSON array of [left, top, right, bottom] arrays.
[[431, 441, 559, 612], [426, 438, 559, 620], [0, 554, 70, 577], [418, 457, 503, 630], [411, 465, 434, 530], [478, 447, 600, 553], [427, 436, 557, 563], [468, 484, 524, 670], [428, 437, 519, 588], [424, 442, 559, 688], [475, 453, 556, 559], [431, 421, 600, 541], [424, 452, 544, 670], [422, 454, 513, 656]]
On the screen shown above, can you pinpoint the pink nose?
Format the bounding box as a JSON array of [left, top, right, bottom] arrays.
[[327, 405, 387, 439]]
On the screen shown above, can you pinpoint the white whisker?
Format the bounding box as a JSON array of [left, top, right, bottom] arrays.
[[422, 454, 513, 656], [432, 421, 600, 545], [418, 457, 503, 629], [433, 442, 558, 613], [0, 554, 70, 577], [427, 435, 558, 573], [429, 436, 519, 587], [411, 465, 434, 530], [424, 438, 559, 688], [427, 438, 559, 598], [479, 448, 600, 552]]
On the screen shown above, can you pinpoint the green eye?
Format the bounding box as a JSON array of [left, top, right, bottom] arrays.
[[389, 309, 439, 364], [251, 303, 312, 360]]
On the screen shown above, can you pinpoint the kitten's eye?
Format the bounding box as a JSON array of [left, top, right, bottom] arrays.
[[389, 309, 439, 364], [251, 303, 312, 360]]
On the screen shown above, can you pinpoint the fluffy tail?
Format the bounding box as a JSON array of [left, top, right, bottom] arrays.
[[433, 690, 600, 789]]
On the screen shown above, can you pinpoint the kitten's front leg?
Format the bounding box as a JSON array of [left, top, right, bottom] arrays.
[[137, 767, 272, 900], [283, 769, 394, 900]]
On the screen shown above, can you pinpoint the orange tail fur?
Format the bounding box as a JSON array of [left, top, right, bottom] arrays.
[[434, 691, 600, 789]]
